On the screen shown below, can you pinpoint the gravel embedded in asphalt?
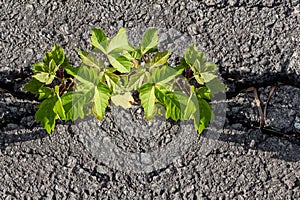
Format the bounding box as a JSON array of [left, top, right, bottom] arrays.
[[0, 0, 300, 199]]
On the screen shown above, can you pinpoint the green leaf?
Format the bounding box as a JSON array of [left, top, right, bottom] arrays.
[[138, 83, 156, 119], [107, 28, 133, 53], [44, 44, 66, 67], [197, 52, 206, 67], [128, 49, 142, 60], [184, 45, 199, 66], [141, 28, 158, 55], [49, 58, 59, 73], [24, 78, 43, 95], [111, 92, 134, 109], [201, 62, 217, 73], [32, 59, 58, 84], [206, 77, 226, 95], [127, 69, 148, 90], [163, 92, 182, 121], [193, 60, 216, 75], [91, 28, 108, 53], [64, 65, 79, 77], [77, 50, 105, 69], [174, 58, 187, 75], [38, 86, 53, 100], [32, 62, 46, 73], [107, 54, 132, 73], [34, 86, 66, 134], [152, 51, 171, 67], [196, 87, 211, 100], [35, 96, 58, 134], [194, 74, 205, 85], [53, 86, 66, 120], [154, 85, 182, 121], [114, 75, 129, 93], [70, 66, 111, 119], [185, 45, 214, 77], [61, 92, 85, 121], [182, 86, 197, 120], [193, 98, 212, 134], [153, 84, 168, 104], [123, 51, 136, 61], [73, 66, 99, 86], [33, 72, 56, 85], [23, 75, 54, 100], [102, 67, 120, 90], [93, 82, 111, 120], [200, 72, 217, 83], [150, 65, 180, 86]]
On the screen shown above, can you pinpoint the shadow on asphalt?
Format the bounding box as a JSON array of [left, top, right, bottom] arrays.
[[0, 128, 48, 151], [0, 70, 299, 162], [217, 128, 300, 162], [1, 122, 300, 163]]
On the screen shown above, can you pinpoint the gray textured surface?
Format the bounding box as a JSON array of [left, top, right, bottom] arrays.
[[1, 0, 300, 199], [227, 85, 300, 134]]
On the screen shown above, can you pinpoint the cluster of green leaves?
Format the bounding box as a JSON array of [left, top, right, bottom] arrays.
[[24, 27, 225, 134]]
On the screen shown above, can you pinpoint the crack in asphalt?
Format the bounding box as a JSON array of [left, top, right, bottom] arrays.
[[0, 0, 299, 198], [2, 79, 299, 137]]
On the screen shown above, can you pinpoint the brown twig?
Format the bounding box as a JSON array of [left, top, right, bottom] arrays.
[[242, 86, 276, 129], [263, 86, 276, 126], [242, 87, 264, 128]]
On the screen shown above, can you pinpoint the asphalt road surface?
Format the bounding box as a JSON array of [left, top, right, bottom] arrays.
[[0, 0, 299, 199]]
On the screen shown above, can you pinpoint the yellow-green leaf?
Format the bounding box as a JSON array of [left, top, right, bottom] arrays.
[[93, 82, 111, 120], [35, 96, 59, 134], [139, 83, 156, 119], [206, 77, 226, 95], [102, 68, 120, 90], [111, 92, 134, 109], [61, 92, 85, 121], [150, 65, 180, 86], [127, 69, 148, 90], [196, 87, 211, 100], [77, 50, 105, 70], [107, 54, 132, 73], [107, 28, 133, 53], [33, 72, 56, 85], [91, 28, 108, 54], [154, 85, 182, 121], [141, 28, 158, 55], [152, 51, 171, 67]]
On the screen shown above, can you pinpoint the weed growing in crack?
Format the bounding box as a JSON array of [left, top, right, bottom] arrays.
[[24, 28, 225, 134]]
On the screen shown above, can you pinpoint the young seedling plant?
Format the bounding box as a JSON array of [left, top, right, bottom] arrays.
[[24, 28, 225, 134]]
